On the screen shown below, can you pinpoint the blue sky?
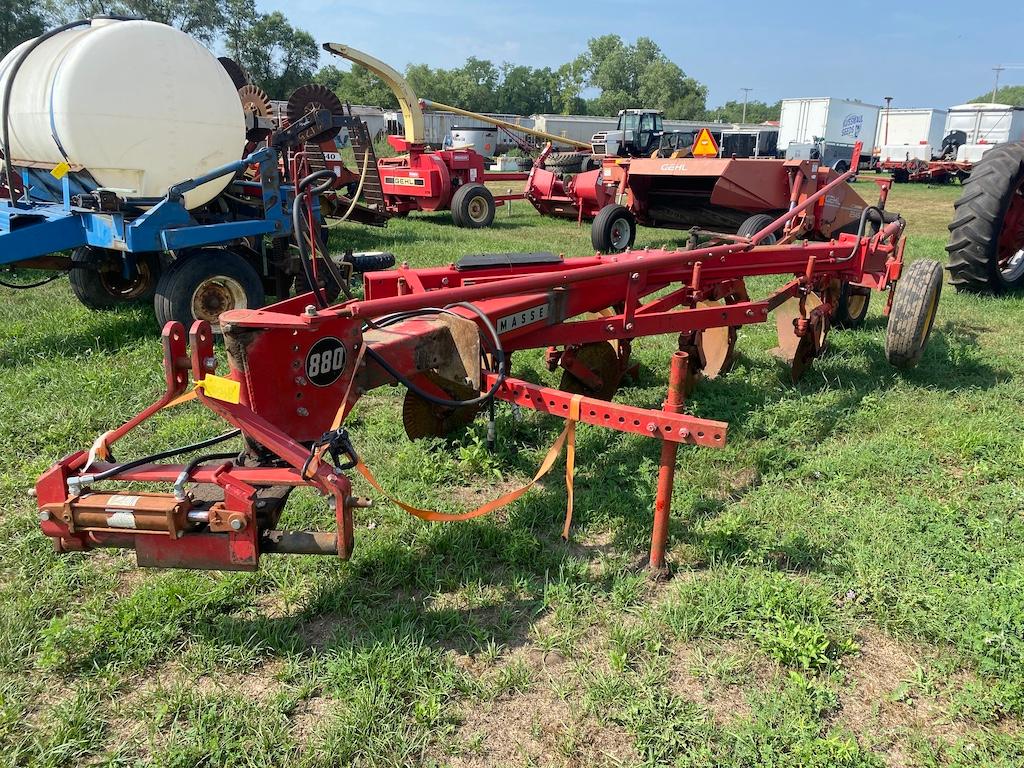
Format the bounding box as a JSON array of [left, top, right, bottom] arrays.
[[261, 0, 1024, 110]]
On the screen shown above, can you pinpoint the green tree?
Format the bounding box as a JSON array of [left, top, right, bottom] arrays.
[[0, 0, 45, 55], [971, 85, 1024, 106], [571, 35, 706, 119], [495, 64, 556, 115], [221, 0, 317, 98], [41, 0, 225, 43], [706, 99, 781, 124], [315, 64, 399, 109]]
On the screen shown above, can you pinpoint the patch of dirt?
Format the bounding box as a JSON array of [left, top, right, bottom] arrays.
[[666, 641, 778, 726], [451, 477, 530, 510], [447, 685, 635, 768], [290, 695, 335, 744], [834, 628, 970, 767]]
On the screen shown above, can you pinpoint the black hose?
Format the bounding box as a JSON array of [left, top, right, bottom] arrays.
[[0, 273, 62, 289], [838, 205, 896, 263], [2, 17, 136, 200], [364, 301, 508, 409], [85, 429, 241, 483], [291, 168, 337, 309]]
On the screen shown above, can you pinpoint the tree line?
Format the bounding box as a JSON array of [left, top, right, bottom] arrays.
[[3, 1, 784, 121]]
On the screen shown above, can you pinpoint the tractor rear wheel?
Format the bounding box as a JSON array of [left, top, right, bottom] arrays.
[[154, 249, 265, 332], [69, 247, 160, 309], [885, 259, 943, 369], [592, 204, 637, 253], [946, 141, 1024, 293], [451, 183, 495, 229]]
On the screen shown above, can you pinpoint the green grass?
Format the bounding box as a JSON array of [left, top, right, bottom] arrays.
[[2, 180, 1024, 766]]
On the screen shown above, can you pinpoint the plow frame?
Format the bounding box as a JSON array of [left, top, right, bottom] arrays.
[[34, 157, 908, 574]]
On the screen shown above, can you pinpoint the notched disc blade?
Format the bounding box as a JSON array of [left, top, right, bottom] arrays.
[[286, 84, 344, 144]]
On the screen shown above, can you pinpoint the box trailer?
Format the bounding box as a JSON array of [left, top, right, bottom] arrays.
[[875, 108, 947, 162], [779, 97, 881, 171]]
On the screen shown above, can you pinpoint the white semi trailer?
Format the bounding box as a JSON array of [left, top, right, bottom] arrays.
[[779, 97, 881, 171], [875, 108, 948, 163]]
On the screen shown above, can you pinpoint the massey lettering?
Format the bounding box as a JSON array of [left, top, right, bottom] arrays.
[[497, 304, 549, 334]]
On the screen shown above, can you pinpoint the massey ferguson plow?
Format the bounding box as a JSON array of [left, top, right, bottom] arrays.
[[34, 149, 943, 575]]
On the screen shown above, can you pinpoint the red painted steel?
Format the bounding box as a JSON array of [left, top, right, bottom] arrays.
[[34, 177, 907, 572]]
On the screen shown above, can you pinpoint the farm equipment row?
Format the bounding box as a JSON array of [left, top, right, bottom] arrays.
[[34, 148, 944, 574]]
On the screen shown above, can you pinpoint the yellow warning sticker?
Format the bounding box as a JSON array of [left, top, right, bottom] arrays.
[[51, 161, 71, 179], [198, 374, 241, 404]]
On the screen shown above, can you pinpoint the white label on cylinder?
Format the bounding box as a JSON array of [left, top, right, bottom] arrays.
[[105, 511, 137, 529]]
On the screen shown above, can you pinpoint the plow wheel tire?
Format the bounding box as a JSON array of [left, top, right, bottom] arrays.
[[154, 250, 265, 332], [736, 213, 779, 244], [451, 183, 495, 229], [592, 204, 637, 253], [946, 141, 1024, 293], [559, 341, 621, 400], [833, 282, 872, 329], [69, 247, 160, 309], [885, 259, 943, 369]]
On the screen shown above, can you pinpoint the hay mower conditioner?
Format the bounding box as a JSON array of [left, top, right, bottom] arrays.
[[35, 165, 942, 573]]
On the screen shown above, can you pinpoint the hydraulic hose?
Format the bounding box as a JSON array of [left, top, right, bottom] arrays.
[[291, 168, 339, 309], [324, 144, 372, 228], [70, 429, 241, 489]]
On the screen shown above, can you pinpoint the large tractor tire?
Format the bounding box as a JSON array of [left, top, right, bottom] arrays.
[[591, 204, 637, 253], [69, 247, 160, 309], [451, 183, 495, 229], [946, 141, 1024, 293], [544, 152, 587, 173], [154, 249, 265, 332], [885, 259, 943, 369]]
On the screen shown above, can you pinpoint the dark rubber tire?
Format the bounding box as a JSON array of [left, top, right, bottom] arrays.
[[591, 204, 637, 253], [544, 152, 586, 173], [833, 282, 872, 330], [946, 141, 1024, 293], [69, 247, 160, 309], [154, 249, 265, 331], [451, 183, 495, 229], [885, 259, 943, 369], [736, 213, 779, 244]]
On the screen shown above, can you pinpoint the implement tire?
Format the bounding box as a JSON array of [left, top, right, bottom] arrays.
[[154, 249, 264, 332], [946, 141, 1024, 293], [451, 183, 495, 229], [885, 259, 943, 369], [591, 204, 637, 253], [69, 248, 160, 309]]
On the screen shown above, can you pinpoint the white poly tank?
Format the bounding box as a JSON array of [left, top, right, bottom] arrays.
[[0, 18, 245, 209]]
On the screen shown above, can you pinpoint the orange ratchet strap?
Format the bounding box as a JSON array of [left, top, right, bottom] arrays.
[[355, 393, 584, 525]]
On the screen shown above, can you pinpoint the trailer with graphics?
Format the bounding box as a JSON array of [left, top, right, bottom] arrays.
[[779, 97, 881, 172]]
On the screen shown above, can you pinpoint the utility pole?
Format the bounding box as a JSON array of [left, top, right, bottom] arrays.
[[990, 64, 1024, 103], [992, 66, 1005, 103], [740, 88, 753, 123], [883, 96, 893, 144]]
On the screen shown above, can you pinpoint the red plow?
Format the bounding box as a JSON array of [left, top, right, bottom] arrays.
[[34, 160, 943, 575]]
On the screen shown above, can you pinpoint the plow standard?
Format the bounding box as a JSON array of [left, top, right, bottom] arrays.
[[34, 157, 943, 574]]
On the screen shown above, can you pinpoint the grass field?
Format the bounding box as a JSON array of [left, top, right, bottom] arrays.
[[2, 180, 1024, 767]]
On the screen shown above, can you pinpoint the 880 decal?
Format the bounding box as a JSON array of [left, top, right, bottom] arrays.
[[305, 337, 348, 387]]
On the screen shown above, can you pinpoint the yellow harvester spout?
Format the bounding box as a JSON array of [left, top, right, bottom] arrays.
[[322, 42, 425, 144]]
